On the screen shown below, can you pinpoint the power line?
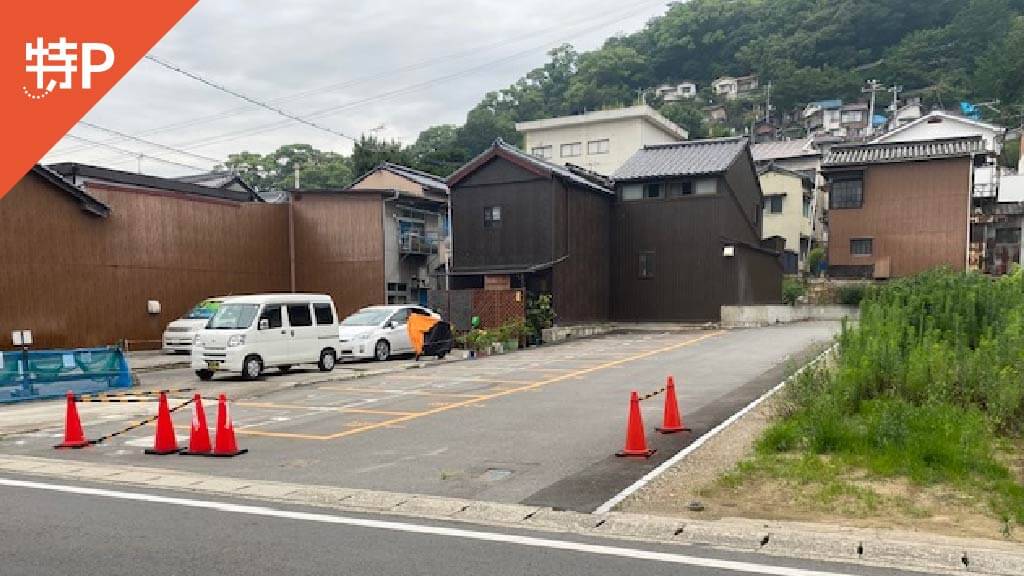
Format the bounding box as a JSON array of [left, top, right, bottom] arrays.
[[142, 0, 667, 153], [62, 133, 212, 172], [78, 121, 223, 164], [144, 54, 359, 142], [57, 0, 650, 156]]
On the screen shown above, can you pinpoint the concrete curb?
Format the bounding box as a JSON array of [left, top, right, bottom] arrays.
[[1, 455, 1021, 575]]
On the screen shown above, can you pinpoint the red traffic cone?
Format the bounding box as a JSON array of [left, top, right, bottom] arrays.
[[616, 390, 655, 457], [180, 394, 212, 455], [209, 393, 247, 457], [54, 391, 91, 449], [145, 391, 180, 455], [656, 376, 691, 434]]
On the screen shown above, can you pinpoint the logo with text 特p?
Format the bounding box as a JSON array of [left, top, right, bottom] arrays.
[[23, 37, 114, 100]]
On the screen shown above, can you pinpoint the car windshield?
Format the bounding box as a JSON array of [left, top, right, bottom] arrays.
[[341, 308, 393, 326], [207, 303, 259, 329], [184, 300, 221, 320]]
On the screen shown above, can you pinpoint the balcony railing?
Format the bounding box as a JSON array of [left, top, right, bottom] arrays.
[[399, 233, 438, 255]]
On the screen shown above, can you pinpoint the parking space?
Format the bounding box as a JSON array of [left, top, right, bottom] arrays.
[[0, 323, 839, 510]]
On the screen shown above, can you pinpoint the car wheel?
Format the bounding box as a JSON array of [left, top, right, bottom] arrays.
[[278, 364, 292, 373], [195, 369, 214, 381], [374, 339, 391, 361], [318, 349, 336, 372], [243, 355, 263, 380], [436, 351, 447, 360]]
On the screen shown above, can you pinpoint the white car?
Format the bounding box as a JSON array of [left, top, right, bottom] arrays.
[[191, 293, 340, 380], [162, 298, 226, 353], [338, 305, 439, 361]]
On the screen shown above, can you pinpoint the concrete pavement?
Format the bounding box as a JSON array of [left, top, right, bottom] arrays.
[[1, 323, 838, 509], [0, 473, 935, 576]]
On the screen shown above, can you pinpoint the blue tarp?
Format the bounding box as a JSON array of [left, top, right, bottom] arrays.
[[0, 347, 132, 403]]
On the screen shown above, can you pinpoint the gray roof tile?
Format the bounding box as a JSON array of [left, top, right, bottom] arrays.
[[612, 137, 748, 181], [824, 136, 984, 167]]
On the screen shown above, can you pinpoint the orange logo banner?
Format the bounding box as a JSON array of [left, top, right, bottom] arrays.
[[0, 1, 198, 198]]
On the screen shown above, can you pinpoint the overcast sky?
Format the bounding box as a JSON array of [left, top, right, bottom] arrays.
[[42, 0, 671, 176]]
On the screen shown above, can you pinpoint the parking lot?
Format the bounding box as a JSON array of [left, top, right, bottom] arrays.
[[0, 322, 839, 511]]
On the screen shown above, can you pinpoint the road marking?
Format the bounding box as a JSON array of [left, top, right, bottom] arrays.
[[322, 332, 723, 440], [593, 342, 839, 514], [233, 332, 722, 441], [0, 477, 860, 576]]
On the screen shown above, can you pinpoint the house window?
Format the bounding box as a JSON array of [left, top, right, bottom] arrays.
[[830, 175, 864, 209], [666, 181, 693, 197], [643, 183, 663, 199], [531, 146, 552, 159], [803, 196, 812, 218], [765, 195, 784, 214], [484, 206, 501, 228], [621, 184, 642, 201], [639, 251, 655, 279], [560, 142, 582, 158], [695, 178, 717, 195], [850, 238, 873, 257], [587, 139, 609, 155]]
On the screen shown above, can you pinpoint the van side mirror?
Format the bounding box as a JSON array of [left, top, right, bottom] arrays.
[[385, 321, 395, 330], [259, 319, 269, 330]]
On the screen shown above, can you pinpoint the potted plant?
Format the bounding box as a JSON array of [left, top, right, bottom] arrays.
[[525, 294, 556, 345]]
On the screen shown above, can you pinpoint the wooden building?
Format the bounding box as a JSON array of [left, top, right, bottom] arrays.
[[822, 136, 986, 279], [610, 138, 782, 321], [1, 164, 384, 349], [446, 138, 782, 324], [447, 139, 614, 323]]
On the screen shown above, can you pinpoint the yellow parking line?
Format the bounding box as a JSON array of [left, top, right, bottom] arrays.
[[234, 331, 723, 441], [323, 331, 724, 440], [234, 401, 417, 417]]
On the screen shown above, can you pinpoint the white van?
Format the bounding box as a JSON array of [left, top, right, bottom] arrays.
[[191, 293, 340, 381], [162, 297, 226, 353]]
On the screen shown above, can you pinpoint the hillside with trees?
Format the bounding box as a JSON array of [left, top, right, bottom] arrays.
[[224, 0, 1024, 188]]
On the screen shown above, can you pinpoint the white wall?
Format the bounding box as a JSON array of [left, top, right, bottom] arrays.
[[522, 117, 682, 176]]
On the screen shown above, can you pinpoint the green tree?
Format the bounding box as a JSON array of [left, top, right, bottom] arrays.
[[658, 100, 707, 138], [351, 134, 412, 179], [407, 124, 467, 177]]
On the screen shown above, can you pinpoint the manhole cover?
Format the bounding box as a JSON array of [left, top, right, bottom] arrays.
[[479, 468, 513, 481]]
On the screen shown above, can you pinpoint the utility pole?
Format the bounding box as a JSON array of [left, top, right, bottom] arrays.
[[294, 164, 301, 190], [862, 79, 883, 137], [764, 81, 773, 125], [887, 84, 903, 114]]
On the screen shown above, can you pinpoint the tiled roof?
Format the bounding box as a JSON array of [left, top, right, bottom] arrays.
[[448, 139, 615, 195], [31, 164, 110, 217], [750, 138, 818, 162], [611, 137, 748, 181], [47, 163, 256, 202], [379, 162, 449, 194], [823, 136, 985, 167]]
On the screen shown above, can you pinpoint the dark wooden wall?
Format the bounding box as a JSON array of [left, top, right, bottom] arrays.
[[828, 157, 970, 277], [450, 157, 554, 273], [724, 245, 783, 305], [552, 180, 612, 322], [611, 194, 726, 322], [0, 173, 289, 349], [0, 175, 387, 350], [292, 193, 385, 319]]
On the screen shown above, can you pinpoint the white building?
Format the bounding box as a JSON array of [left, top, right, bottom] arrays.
[[656, 82, 697, 101], [515, 105, 688, 176], [711, 75, 758, 100], [872, 110, 1006, 200]]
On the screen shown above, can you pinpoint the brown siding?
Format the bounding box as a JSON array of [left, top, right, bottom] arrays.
[[471, 289, 525, 329], [450, 157, 554, 272], [0, 173, 289, 349], [611, 195, 727, 322], [552, 180, 611, 322], [292, 193, 385, 319], [828, 158, 970, 277]]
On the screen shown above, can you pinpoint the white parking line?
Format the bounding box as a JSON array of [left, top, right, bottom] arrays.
[[0, 476, 861, 576]]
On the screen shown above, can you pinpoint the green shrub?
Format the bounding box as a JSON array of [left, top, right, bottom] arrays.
[[807, 247, 826, 276], [836, 284, 867, 306], [525, 294, 556, 337], [782, 278, 806, 305]]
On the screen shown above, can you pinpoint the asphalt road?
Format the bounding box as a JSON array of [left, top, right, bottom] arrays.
[[0, 474, 917, 576], [1, 323, 839, 511]]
